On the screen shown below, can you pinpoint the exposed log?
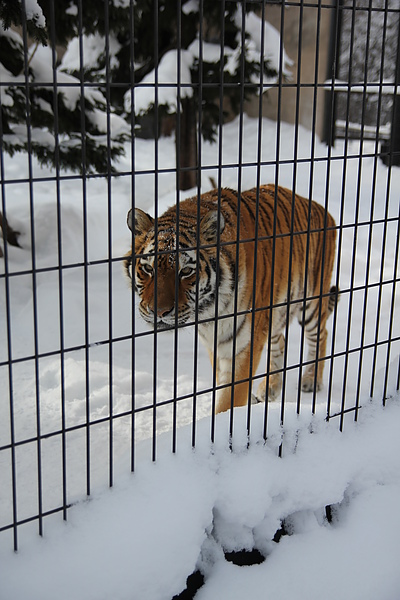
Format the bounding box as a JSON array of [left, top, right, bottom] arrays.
[[177, 97, 198, 192]]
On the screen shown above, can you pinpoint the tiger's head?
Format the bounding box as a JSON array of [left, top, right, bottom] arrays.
[[124, 205, 228, 330]]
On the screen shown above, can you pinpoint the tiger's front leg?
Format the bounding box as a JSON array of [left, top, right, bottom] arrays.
[[215, 354, 250, 414], [215, 342, 264, 414], [253, 333, 285, 403]]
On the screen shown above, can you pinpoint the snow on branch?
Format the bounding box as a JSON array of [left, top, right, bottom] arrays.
[[21, 0, 46, 29], [0, 0, 47, 44], [61, 33, 123, 75], [126, 11, 292, 119], [127, 49, 194, 115], [237, 10, 293, 80]]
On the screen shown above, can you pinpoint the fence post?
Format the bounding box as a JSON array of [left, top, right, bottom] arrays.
[[321, 0, 343, 147], [381, 11, 400, 166]]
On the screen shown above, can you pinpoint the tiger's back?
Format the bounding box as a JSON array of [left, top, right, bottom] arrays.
[[125, 185, 338, 413]]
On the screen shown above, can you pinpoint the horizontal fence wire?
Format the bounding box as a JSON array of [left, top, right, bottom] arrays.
[[0, 0, 399, 551]]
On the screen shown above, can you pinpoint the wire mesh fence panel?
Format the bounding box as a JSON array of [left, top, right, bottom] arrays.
[[0, 0, 399, 551]]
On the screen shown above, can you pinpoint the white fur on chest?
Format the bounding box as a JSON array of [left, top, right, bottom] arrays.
[[198, 269, 250, 358]]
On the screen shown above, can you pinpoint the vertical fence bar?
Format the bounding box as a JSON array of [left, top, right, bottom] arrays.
[[308, 0, 328, 417], [346, 0, 372, 422], [0, 85, 18, 552], [292, 0, 308, 416], [262, 0, 283, 444], [228, 0, 248, 441], [152, 0, 160, 462], [192, 0, 204, 448], [48, 0, 68, 519], [129, 0, 137, 474], [103, 0, 114, 489], [337, 0, 357, 430], [210, 0, 227, 443], [246, 0, 267, 438], [173, 0, 182, 454], [274, 0, 286, 455], [20, 0, 44, 537], [326, 0, 344, 421], [282, 0, 307, 415], [76, 0, 92, 497]]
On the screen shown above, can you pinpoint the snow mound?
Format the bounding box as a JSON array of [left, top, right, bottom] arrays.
[[1, 398, 399, 600]]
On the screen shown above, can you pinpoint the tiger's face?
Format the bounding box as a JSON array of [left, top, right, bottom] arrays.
[[125, 206, 227, 330]]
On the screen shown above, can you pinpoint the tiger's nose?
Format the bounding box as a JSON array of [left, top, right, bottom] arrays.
[[157, 306, 174, 318]]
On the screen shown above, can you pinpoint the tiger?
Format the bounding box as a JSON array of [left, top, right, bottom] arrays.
[[124, 185, 338, 414]]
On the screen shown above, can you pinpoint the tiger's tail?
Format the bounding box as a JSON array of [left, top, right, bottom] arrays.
[[328, 285, 339, 314]]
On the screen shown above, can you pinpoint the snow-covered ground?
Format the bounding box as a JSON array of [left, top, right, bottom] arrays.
[[0, 116, 399, 599]]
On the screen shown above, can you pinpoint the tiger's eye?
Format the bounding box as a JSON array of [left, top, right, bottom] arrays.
[[141, 263, 153, 276], [180, 266, 195, 278]]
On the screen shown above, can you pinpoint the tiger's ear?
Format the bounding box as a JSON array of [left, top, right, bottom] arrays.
[[200, 210, 225, 243], [127, 208, 154, 236]]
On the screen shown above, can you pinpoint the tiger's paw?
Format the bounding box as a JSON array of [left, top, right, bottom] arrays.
[[253, 376, 281, 404], [251, 389, 279, 404], [267, 374, 282, 400], [301, 376, 322, 393]]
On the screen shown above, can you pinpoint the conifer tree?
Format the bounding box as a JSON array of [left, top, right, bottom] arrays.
[[0, 0, 129, 175], [0, 0, 290, 192], [124, 0, 292, 189]]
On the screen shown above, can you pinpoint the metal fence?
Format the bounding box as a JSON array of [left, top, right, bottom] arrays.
[[0, 0, 399, 552]]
